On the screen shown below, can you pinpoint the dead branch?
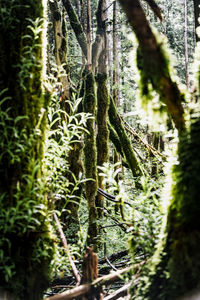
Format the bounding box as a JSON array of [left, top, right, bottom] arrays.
[[121, 116, 167, 161], [104, 282, 131, 300], [53, 213, 81, 285], [105, 257, 118, 271]]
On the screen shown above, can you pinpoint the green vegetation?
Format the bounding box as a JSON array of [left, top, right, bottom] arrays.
[[0, 0, 200, 299]]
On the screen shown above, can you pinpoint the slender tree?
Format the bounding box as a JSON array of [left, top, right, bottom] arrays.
[[184, 0, 189, 88]]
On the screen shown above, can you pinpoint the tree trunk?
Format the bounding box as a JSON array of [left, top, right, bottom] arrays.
[[83, 72, 98, 249], [184, 0, 189, 88], [96, 0, 110, 218], [0, 0, 54, 299], [49, 0, 70, 102], [193, 0, 200, 43], [112, 1, 121, 196]]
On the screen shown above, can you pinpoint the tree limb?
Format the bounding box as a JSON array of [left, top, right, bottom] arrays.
[[62, 0, 87, 57], [109, 96, 144, 180], [118, 0, 186, 133]]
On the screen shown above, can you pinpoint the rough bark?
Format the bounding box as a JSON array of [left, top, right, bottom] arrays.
[[0, 0, 54, 299]]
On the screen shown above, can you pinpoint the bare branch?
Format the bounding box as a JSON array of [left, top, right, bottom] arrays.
[[53, 213, 81, 285]]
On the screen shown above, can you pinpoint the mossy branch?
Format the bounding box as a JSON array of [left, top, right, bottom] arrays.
[[62, 0, 87, 57], [118, 0, 186, 133], [108, 96, 144, 179]]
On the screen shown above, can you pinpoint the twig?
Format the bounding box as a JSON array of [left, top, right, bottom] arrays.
[[51, 286, 74, 289], [105, 257, 118, 271], [53, 213, 81, 285]]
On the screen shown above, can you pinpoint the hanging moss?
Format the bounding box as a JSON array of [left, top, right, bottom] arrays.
[[133, 119, 200, 300], [0, 1, 55, 298], [109, 96, 144, 182], [83, 71, 98, 248], [96, 73, 110, 216]]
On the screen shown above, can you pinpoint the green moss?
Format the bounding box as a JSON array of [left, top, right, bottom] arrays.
[[136, 39, 185, 132], [0, 1, 55, 298], [133, 119, 200, 299], [109, 96, 144, 181], [83, 71, 98, 246], [96, 73, 110, 215], [62, 0, 87, 57]]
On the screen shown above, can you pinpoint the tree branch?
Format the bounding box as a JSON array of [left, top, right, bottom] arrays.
[[109, 96, 144, 181], [118, 0, 186, 133], [62, 0, 87, 57], [53, 213, 81, 285]]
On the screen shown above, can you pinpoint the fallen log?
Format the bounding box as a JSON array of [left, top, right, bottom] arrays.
[[43, 266, 133, 300]]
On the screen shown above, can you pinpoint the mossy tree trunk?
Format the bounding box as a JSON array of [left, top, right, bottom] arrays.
[[83, 71, 98, 249], [0, 1, 54, 299], [95, 0, 110, 218], [112, 0, 121, 199]]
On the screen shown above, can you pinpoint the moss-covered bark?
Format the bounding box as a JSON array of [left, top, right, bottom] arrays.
[[0, 1, 54, 299], [62, 0, 87, 58], [96, 73, 110, 217], [118, 0, 186, 133], [133, 119, 200, 300], [109, 96, 144, 181], [83, 71, 98, 248]]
